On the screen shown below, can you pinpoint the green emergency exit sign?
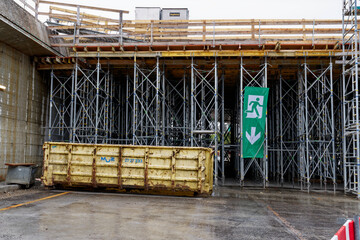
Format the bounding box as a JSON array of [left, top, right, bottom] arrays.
[[242, 87, 269, 158]]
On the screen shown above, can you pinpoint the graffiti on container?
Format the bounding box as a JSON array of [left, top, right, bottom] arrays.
[[101, 157, 115, 163], [124, 158, 143, 164]]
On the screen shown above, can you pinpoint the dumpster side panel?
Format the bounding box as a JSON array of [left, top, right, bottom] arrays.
[[122, 147, 146, 187], [95, 146, 120, 186], [42, 142, 213, 196], [71, 145, 93, 185]]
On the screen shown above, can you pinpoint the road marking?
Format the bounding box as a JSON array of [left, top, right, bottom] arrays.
[[0, 192, 70, 212], [267, 205, 306, 240]]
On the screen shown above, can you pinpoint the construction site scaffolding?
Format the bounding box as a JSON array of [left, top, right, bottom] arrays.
[[342, 0, 360, 198]]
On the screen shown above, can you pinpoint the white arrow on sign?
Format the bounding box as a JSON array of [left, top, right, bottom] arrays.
[[245, 127, 261, 145]]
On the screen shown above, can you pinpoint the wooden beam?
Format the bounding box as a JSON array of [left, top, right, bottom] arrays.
[[46, 6, 120, 23], [37, 63, 75, 70], [67, 50, 341, 58], [36, 58, 340, 71]]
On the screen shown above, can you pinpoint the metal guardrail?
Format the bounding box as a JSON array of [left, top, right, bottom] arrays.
[[46, 17, 345, 46], [14, 0, 347, 49], [47, 19, 345, 48]]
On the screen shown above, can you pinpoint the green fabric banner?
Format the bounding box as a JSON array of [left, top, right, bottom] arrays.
[[242, 86, 269, 158]]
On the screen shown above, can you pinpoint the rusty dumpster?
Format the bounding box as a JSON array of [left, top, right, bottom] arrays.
[[42, 142, 213, 196]]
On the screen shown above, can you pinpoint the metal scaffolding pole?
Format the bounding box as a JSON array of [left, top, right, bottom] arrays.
[[183, 71, 187, 146], [279, 75, 284, 186], [95, 58, 100, 143], [221, 72, 225, 185], [298, 69, 305, 190], [303, 61, 310, 191], [125, 75, 129, 144], [190, 57, 195, 147], [264, 58, 268, 187], [239, 58, 244, 186], [162, 67, 165, 146], [72, 61, 78, 143], [49, 69, 54, 141], [133, 61, 137, 145], [156, 57, 160, 146], [330, 59, 337, 192], [126, 74, 134, 144], [214, 58, 219, 186]]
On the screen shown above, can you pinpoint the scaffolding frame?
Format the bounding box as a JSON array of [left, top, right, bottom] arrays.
[[49, 58, 112, 144], [237, 57, 268, 187], [47, 56, 342, 193], [267, 62, 337, 191], [72, 59, 111, 143], [190, 57, 223, 185], [163, 71, 190, 146], [132, 58, 163, 145], [273, 75, 300, 187], [298, 61, 336, 192], [48, 69, 73, 142], [342, 0, 360, 197]]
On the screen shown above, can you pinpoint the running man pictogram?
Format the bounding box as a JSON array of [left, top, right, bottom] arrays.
[[245, 95, 264, 119]]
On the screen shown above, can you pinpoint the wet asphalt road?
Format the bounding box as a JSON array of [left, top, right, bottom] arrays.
[[0, 187, 359, 240]]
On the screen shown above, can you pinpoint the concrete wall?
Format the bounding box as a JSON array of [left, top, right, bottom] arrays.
[[0, 0, 50, 45], [0, 42, 48, 180]]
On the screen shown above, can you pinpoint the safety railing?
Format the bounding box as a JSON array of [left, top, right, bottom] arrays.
[[15, 1, 346, 48], [46, 17, 344, 47]]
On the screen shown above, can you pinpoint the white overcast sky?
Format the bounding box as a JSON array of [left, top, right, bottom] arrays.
[[34, 0, 341, 20]]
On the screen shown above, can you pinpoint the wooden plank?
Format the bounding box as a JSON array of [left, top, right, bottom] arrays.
[[128, 27, 344, 34], [47, 24, 120, 29], [202, 20, 206, 42], [124, 19, 342, 24], [48, 6, 120, 23], [64, 49, 341, 58], [47, 18, 343, 28], [82, 58, 340, 67], [47, 26, 345, 35], [50, 38, 342, 48], [118, 29, 344, 37]]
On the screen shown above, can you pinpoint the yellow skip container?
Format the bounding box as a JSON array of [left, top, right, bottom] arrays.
[[42, 142, 213, 196]]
